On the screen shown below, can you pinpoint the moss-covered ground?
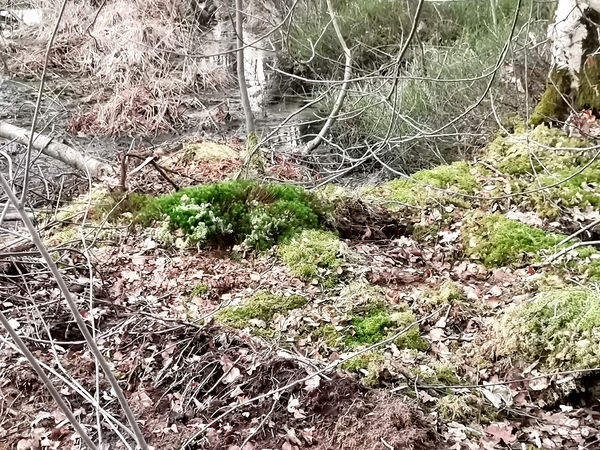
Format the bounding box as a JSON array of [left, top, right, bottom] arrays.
[[46, 123, 600, 448]]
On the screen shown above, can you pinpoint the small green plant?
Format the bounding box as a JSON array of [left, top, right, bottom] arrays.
[[390, 311, 429, 351], [345, 309, 395, 347], [462, 212, 564, 267], [411, 364, 458, 385], [341, 351, 384, 371], [311, 323, 342, 348], [191, 284, 208, 296], [278, 229, 344, 280], [437, 394, 482, 422], [215, 291, 306, 329], [498, 290, 600, 370], [341, 351, 384, 387]]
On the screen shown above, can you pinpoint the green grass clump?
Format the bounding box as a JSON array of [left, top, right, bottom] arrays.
[[215, 291, 306, 329], [341, 351, 385, 387], [462, 212, 565, 267], [278, 229, 344, 281], [155, 181, 326, 250], [498, 290, 600, 370], [345, 309, 395, 347], [94, 193, 161, 225], [437, 394, 482, 422], [412, 364, 459, 385], [413, 162, 481, 192], [391, 311, 429, 351], [311, 323, 342, 348], [341, 351, 384, 372]]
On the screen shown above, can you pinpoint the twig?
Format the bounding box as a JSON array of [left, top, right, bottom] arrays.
[[305, 0, 352, 154], [238, 399, 277, 449], [557, 218, 600, 247], [542, 240, 600, 266], [123, 153, 180, 191], [0, 311, 99, 450], [0, 173, 149, 450], [20, 0, 68, 204]]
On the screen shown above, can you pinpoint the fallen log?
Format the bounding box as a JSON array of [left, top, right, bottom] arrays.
[[0, 121, 112, 178]]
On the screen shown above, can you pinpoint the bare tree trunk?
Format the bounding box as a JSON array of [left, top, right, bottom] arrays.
[[0, 121, 112, 178], [236, 0, 255, 134], [532, 0, 600, 124]]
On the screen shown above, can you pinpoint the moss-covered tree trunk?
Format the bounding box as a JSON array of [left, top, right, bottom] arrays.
[[532, 0, 600, 125]]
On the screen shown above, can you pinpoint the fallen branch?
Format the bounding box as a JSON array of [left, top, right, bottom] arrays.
[[542, 240, 600, 265], [0, 121, 112, 178]]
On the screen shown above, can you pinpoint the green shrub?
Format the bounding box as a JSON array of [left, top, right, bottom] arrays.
[[462, 212, 564, 267], [155, 181, 326, 250], [216, 291, 306, 329], [498, 290, 600, 369], [278, 229, 344, 280]]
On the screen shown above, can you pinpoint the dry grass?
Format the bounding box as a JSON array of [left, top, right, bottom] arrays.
[[4, 0, 238, 134]]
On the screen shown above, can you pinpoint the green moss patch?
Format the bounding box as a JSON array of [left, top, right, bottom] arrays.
[[422, 281, 464, 307], [311, 323, 342, 349], [498, 290, 600, 369], [344, 308, 427, 351], [155, 181, 326, 250], [437, 394, 484, 422], [374, 162, 484, 207], [191, 284, 208, 296], [530, 68, 571, 125], [215, 291, 306, 329], [278, 229, 344, 282], [462, 212, 564, 267]]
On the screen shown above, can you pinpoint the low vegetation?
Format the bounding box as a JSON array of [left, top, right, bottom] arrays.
[[153, 181, 327, 249], [216, 291, 307, 329], [277, 229, 345, 284], [498, 290, 600, 370], [462, 212, 564, 267]]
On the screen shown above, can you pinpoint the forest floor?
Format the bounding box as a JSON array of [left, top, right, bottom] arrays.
[[1, 2, 600, 449], [3, 118, 600, 450]]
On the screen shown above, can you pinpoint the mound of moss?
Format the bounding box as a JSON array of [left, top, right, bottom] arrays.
[[498, 290, 600, 370], [278, 229, 344, 283], [155, 181, 326, 250], [216, 291, 306, 329], [462, 212, 564, 267], [486, 124, 588, 176]]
